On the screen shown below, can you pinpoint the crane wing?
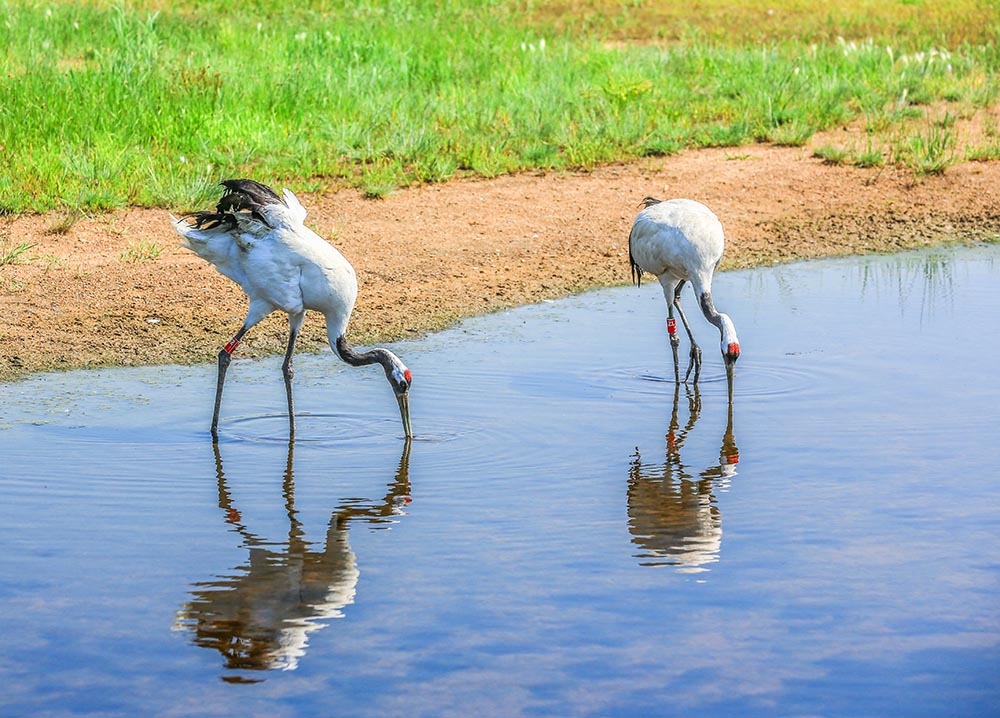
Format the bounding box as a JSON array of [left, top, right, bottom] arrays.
[[182, 179, 305, 234], [281, 188, 308, 225]]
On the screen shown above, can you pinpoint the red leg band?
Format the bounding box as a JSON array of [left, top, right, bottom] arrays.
[[667, 318, 677, 335], [224, 339, 241, 355]]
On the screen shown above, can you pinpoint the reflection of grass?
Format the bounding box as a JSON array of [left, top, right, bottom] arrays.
[[858, 249, 956, 321], [753, 244, 994, 329], [1, 1, 999, 211]]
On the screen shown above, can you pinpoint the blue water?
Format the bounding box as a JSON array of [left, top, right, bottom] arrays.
[[1, 244, 998, 717]]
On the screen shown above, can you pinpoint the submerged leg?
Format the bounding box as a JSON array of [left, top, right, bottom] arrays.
[[212, 304, 270, 440], [212, 325, 250, 439], [660, 279, 682, 383], [282, 312, 305, 438], [673, 284, 702, 384]]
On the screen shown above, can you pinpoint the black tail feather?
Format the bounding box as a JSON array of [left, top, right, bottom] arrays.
[[186, 210, 236, 230], [217, 179, 283, 213], [628, 196, 662, 287], [184, 179, 285, 229], [628, 241, 643, 287]]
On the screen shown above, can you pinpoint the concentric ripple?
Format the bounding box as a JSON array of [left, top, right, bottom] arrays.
[[586, 356, 829, 400], [221, 412, 401, 444], [220, 412, 467, 445]]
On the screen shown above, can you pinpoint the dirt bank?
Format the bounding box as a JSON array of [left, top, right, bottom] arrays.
[[3, 139, 1000, 383]]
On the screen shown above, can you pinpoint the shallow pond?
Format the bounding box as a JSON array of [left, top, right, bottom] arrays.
[[1, 244, 998, 717]]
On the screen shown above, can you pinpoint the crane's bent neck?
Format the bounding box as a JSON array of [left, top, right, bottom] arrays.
[[699, 292, 739, 345], [334, 335, 396, 372]]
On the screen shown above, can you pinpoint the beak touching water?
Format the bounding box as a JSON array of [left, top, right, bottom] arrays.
[[724, 342, 739, 399], [396, 391, 413, 439]]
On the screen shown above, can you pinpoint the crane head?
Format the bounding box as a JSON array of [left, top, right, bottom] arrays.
[[719, 313, 740, 389]]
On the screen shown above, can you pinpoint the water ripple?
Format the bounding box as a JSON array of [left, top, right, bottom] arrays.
[[222, 412, 403, 444], [220, 412, 467, 445], [588, 356, 826, 399]]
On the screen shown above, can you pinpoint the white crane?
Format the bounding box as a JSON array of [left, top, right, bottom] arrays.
[[628, 197, 740, 390], [171, 179, 412, 439]]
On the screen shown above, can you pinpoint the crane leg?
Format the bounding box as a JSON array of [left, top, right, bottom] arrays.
[[282, 312, 305, 438], [212, 325, 251, 440], [662, 280, 683, 383], [666, 306, 681, 383], [672, 284, 702, 384]]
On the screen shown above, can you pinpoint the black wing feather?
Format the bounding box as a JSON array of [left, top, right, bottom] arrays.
[[185, 179, 285, 229]]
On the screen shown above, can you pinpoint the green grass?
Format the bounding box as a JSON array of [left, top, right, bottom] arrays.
[[48, 208, 85, 235], [0, 241, 36, 266], [855, 142, 885, 168], [119, 239, 163, 262], [1, 0, 999, 213], [813, 145, 851, 165], [967, 144, 1000, 161], [894, 116, 957, 174]]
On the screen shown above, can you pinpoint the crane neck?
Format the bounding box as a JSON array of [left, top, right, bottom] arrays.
[[699, 292, 739, 345], [334, 335, 396, 373]]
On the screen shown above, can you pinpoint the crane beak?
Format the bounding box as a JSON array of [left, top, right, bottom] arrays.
[[723, 351, 739, 402], [724, 347, 738, 400], [396, 392, 413, 439]]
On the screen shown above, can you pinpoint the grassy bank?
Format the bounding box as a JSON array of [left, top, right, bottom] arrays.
[[1, 0, 999, 213]]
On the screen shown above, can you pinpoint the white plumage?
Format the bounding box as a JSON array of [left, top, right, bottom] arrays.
[[628, 197, 740, 388], [172, 179, 412, 439]]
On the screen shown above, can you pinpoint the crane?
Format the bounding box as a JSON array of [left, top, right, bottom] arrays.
[[171, 179, 412, 440], [628, 197, 740, 390]]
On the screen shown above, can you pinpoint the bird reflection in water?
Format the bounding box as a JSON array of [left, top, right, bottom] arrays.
[[627, 385, 739, 572], [173, 439, 412, 682]]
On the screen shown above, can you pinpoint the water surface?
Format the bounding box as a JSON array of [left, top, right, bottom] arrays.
[[1, 244, 998, 717]]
